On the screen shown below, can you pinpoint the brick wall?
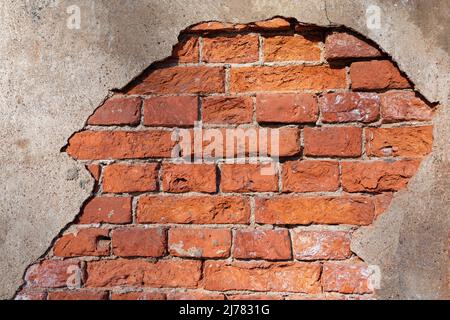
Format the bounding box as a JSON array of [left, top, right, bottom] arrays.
[[16, 18, 435, 300]]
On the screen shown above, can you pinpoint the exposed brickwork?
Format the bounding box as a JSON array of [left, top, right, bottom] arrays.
[[20, 18, 435, 300]]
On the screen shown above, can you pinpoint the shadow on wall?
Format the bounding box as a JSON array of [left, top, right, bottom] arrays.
[[15, 17, 437, 301]]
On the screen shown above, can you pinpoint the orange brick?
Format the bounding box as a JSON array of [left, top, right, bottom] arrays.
[[255, 196, 374, 226], [128, 66, 225, 95], [137, 195, 250, 224], [264, 35, 321, 61], [319, 93, 380, 123], [78, 197, 132, 224], [292, 230, 351, 260], [202, 96, 253, 124], [282, 160, 339, 192], [162, 163, 216, 193], [168, 228, 231, 258], [112, 227, 166, 257], [66, 130, 176, 160], [103, 163, 159, 193], [341, 160, 420, 192], [143, 96, 198, 127], [365, 126, 433, 157], [172, 36, 199, 63], [230, 65, 347, 92], [204, 261, 321, 293], [87, 97, 141, 126], [48, 290, 108, 300], [54, 228, 110, 257], [303, 127, 362, 157], [233, 229, 292, 260], [381, 91, 434, 123], [322, 262, 373, 294], [202, 34, 259, 63], [220, 164, 278, 193], [256, 93, 318, 124], [350, 60, 410, 90]]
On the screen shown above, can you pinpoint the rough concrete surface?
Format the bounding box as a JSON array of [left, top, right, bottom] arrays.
[[0, 0, 448, 299]]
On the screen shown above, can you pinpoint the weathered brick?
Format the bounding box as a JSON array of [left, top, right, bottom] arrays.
[[322, 262, 373, 294], [303, 127, 362, 157], [103, 163, 159, 193], [202, 96, 253, 124], [188, 18, 291, 33], [111, 292, 166, 300], [264, 35, 321, 61], [169, 228, 231, 258], [48, 290, 108, 300], [87, 97, 141, 126], [128, 66, 225, 95], [167, 291, 225, 300], [14, 290, 46, 300], [255, 196, 374, 226], [341, 160, 420, 192], [162, 163, 216, 193], [112, 227, 166, 257], [381, 91, 434, 123], [137, 195, 250, 224], [233, 229, 292, 260], [54, 228, 110, 257], [256, 93, 318, 124], [373, 193, 394, 218], [202, 34, 259, 63], [230, 65, 347, 92], [172, 36, 199, 63], [25, 260, 80, 288], [220, 164, 278, 193], [325, 32, 382, 60], [143, 96, 198, 127], [79, 197, 132, 224], [86, 259, 201, 288], [350, 60, 410, 90], [66, 130, 176, 160], [365, 126, 433, 157], [292, 230, 351, 260], [319, 93, 380, 123], [86, 164, 101, 181], [282, 160, 339, 192], [204, 261, 321, 293], [227, 294, 284, 300]]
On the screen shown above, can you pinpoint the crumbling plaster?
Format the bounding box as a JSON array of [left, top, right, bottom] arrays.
[[0, 0, 448, 299]]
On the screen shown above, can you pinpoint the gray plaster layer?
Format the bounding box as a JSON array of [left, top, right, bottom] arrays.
[[0, 0, 448, 299]]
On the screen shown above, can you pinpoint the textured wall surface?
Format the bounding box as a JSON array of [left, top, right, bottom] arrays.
[[1, 0, 448, 300]]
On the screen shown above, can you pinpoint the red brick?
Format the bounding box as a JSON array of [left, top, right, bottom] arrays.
[[365, 126, 433, 157], [79, 197, 132, 224], [14, 290, 46, 300], [128, 66, 225, 95], [264, 35, 321, 61], [168, 228, 231, 258], [188, 18, 291, 33], [137, 195, 250, 224], [381, 91, 434, 123], [54, 228, 110, 257], [220, 164, 278, 193], [202, 96, 253, 124], [256, 93, 318, 124], [350, 60, 410, 90], [103, 163, 159, 193], [86, 259, 201, 288], [303, 127, 362, 157], [143, 96, 198, 127], [172, 36, 199, 63], [251, 18, 292, 30], [255, 196, 374, 226], [202, 34, 259, 63], [162, 163, 216, 193], [25, 260, 80, 288], [87, 97, 141, 126], [66, 130, 176, 160], [230, 65, 347, 92], [227, 294, 284, 300], [48, 290, 108, 300], [233, 229, 292, 260], [282, 160, 339, 193], [86, 164, 101, 181], [167, 291, 225, 300], [325, 32, 382, 60], [204, 261, 321, 293], [373, 193, 394, 218], [322, 262, 373, 294], [111, 292, 166, 300], [341, 160, 420, 192], [292, 230, 351, 260], [319, 93, 380, 123], [112, 227, 166, 257]]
